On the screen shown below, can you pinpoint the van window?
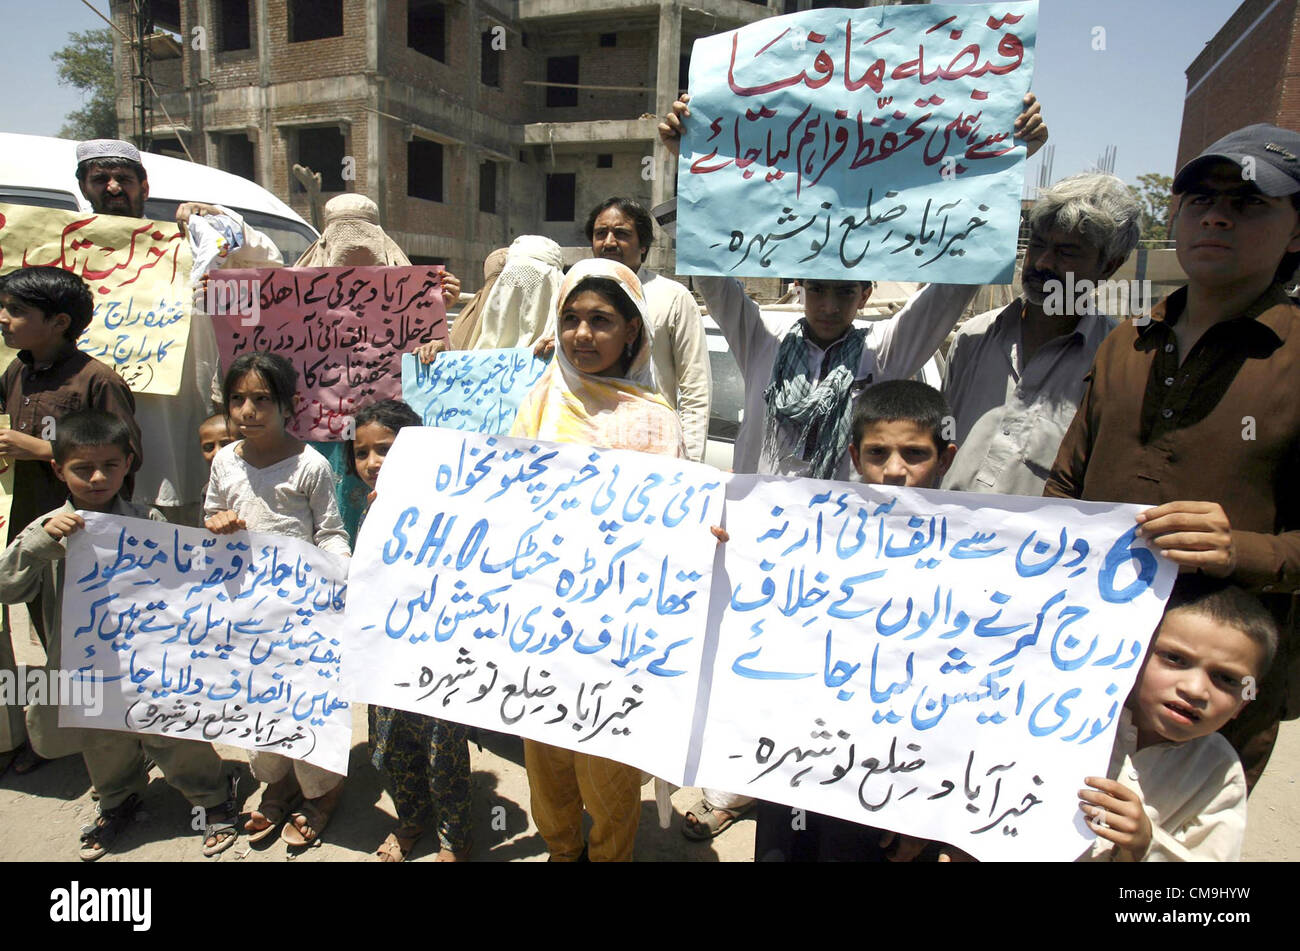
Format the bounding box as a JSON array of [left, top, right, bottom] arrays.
[[0, 187, 81, 211]]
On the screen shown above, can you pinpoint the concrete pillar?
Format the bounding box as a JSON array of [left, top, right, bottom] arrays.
[[652, 0, 682, 221], [255, 0, 274, 193], [367, 0, 384, 215]]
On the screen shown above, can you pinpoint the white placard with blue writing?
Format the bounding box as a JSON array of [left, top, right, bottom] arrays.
[[61, 514, 352, 773], [344, 427, 724, 783], [694, 475, 1176, 862], [402, 350, 549, 433]]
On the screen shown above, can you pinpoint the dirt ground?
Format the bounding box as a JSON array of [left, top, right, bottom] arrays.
[[2, 613, 1295, 863]]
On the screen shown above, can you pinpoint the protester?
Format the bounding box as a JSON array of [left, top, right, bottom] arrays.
[[943, 173, 1141, 495], [753, 380, 958, 861], [0, 267, 142, 777], [470, 235, 565, 350], [74, 138, 283, 528], [294, 193, 460, 539], [0, 409, 238, 858], [348, 399, 473, 862], [586, 197, 712, 461], [1045, 123, 1300, 790], [204, 352, 351, 845], [1078, 576, 1274, 862], [444, 248, 510, 353], [510, 258, 684, 860], [658, 90, 1048, 838]]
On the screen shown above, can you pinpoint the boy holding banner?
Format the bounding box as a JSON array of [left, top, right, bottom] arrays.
[[0, 409, 237, 859], [1045, 124, 1300, 789], [657, 91, 1047, 841], [0, 267, 142, 776], [752, 380, 959, 860]]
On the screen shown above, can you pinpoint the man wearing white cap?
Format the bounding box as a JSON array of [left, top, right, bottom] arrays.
[[75, 139, 283, 525]]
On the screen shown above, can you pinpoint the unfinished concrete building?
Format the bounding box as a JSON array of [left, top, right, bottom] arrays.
[[107, 0, 794, 285]]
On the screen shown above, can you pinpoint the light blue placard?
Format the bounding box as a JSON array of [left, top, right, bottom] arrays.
[[401, 349, 549, 434], [677, 2, 1037, 284]]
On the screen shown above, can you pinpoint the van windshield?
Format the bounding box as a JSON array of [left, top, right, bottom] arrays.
[[143, 199, 317, 264]]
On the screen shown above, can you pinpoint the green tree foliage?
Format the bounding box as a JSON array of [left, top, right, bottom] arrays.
[[53, 28, 117, 140], [1128, 172, 1174, 243]]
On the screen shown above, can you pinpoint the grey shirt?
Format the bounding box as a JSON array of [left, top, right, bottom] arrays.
[[941, 300, 1117, 496]]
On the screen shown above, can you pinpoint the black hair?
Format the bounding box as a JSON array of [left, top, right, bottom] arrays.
[[346, 399, 421, 476], [0, 266, 94, 340], [563, 277, 641, 325], [851, 379, 952, 452], [1161, 575, 1278, 678], [222, 352, 298, 416], [52, 408, 135, 464], [585, 197, 654, 261], [76, 156, 148, 186], [795, 277, 876, 292]]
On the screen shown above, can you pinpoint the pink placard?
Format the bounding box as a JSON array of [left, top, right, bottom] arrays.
[[209, 266, 448, 440]]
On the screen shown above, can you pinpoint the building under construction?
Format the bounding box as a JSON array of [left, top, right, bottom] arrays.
[[107, 0, 934, 285]]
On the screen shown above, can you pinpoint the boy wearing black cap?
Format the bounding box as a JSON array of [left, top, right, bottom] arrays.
[[1046, 123, 1300, 788]]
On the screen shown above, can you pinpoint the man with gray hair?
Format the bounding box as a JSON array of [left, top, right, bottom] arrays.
[[941, 173, 1141, 495]]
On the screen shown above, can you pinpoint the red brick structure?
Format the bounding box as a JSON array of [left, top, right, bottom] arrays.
[[1177, 0, 1300, 171]]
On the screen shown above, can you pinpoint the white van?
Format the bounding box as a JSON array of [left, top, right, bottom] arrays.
[[0, 133, 317, 263]]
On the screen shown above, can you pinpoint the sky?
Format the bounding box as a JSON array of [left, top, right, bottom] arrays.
[[0, 0, 1248, 187]]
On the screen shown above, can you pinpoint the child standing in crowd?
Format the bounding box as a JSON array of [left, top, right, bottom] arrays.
[[1078, 576, 1274, 862], [0, 409, 237, 859], [198, 412, 235, 470], [754, 380, 958, 861], [205, 351, 351, 846], [0, 266, 142, 777], [348, 399, 473, 862], [511, 258, 684, 861]]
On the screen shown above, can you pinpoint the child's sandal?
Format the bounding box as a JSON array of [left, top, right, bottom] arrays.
[[201, 774, 240, 857], [78, 793, 141, 861]]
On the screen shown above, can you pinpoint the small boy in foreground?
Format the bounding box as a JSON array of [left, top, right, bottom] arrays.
[[1079, 575, 1273, 862], [0, 409, 238, 859], [754, 380, 958, 861]]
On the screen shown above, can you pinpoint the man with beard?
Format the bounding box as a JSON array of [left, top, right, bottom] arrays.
[[941, 174, 1141, 496], [74, 138, 283, 526]]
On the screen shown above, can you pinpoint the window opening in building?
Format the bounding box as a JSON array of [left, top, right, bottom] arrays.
[[408, 138, 445, 202], [479, 161, 497, 214], [409, 0, 447, 61], [289, 0, 343, 43], [599, 33, 617, 47], [545, 173, 576, 221], [596, 154, 613, 169], [480, 31, 500, 86], [297, 127, 346, 191], [546, 56, 579, 108], [218, 0, 251, 51]]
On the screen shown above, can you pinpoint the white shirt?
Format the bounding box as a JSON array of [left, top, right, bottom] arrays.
[[696, 275, 976, 480], [203, 442, 351, 558], [1079, 709, 1247, 862], [942, 301, 1117, 496], [638, 268, 712, 463]]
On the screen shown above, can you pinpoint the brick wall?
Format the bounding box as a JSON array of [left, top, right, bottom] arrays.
[[1177, 0, 1300, 169]]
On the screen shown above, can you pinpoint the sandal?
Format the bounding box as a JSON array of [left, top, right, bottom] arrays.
[[244, 777, 302, 844], [13, 743, 47, 775], [79, 793, 142, 861], [681, 798, 754, 841], [201, 774, 240, 857], [376, 824, 424, 863], [433, 833, 473, 862], [282, 782, 343, 847]]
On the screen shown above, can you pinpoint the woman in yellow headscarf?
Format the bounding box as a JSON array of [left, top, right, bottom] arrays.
[[511, 257, 683, 861]]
